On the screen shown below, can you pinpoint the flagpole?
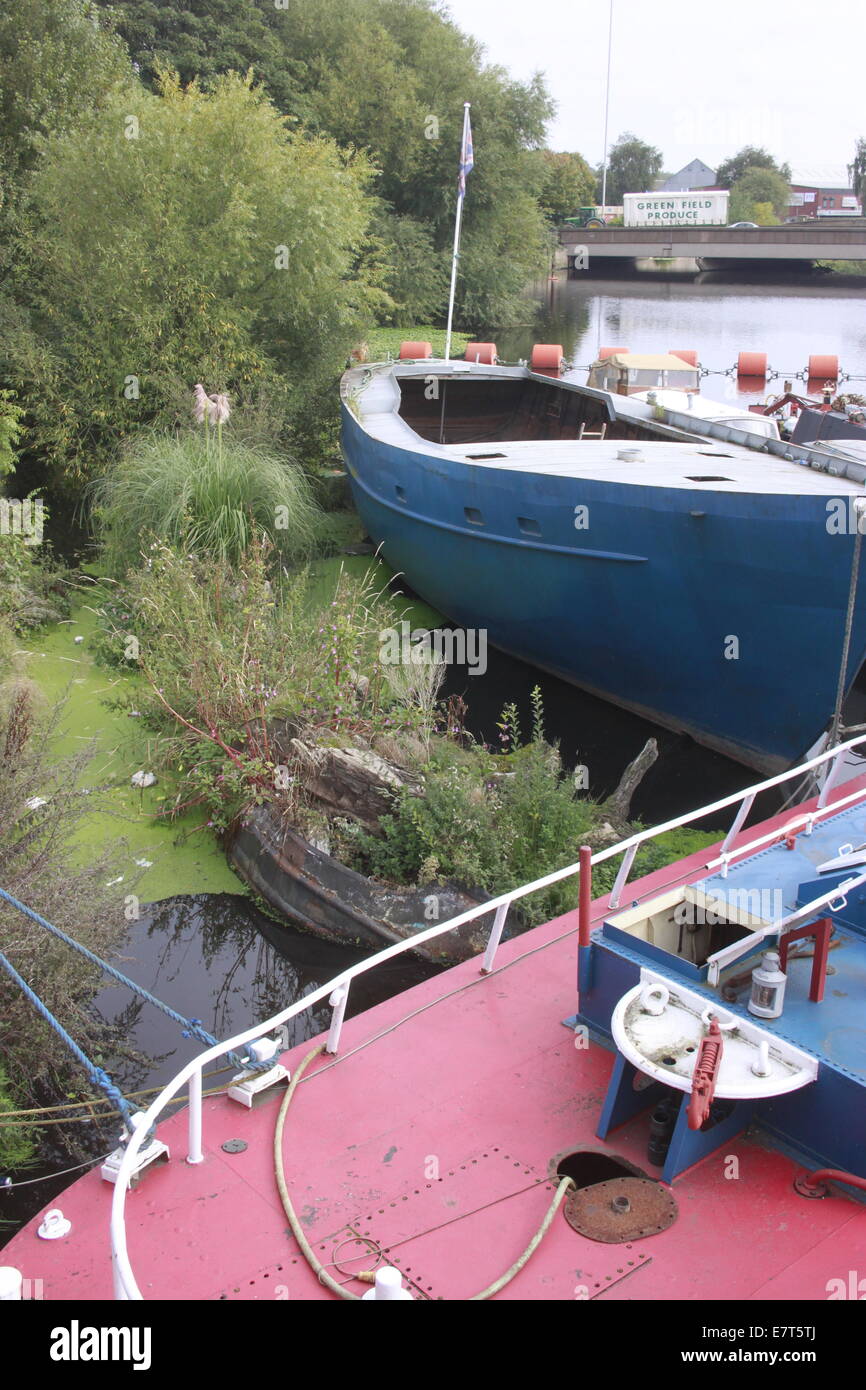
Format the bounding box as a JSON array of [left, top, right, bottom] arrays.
[[444, 102, 471, 363]]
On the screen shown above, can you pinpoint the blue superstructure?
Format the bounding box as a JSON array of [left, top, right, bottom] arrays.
[[576, 796, 866, 1184]]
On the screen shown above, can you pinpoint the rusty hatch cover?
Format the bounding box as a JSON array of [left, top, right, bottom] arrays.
[[564, 1177, 677, 1243]]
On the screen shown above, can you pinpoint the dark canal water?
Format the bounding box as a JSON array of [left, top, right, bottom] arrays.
[[7, 268, 865, 1240], [3, 896, 436, 1238]]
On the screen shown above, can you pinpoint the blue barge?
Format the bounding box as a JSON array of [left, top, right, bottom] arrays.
[[341, 357, 866, 771]]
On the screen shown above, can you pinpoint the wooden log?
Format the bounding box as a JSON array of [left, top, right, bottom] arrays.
[[602, 737, 659, 826]]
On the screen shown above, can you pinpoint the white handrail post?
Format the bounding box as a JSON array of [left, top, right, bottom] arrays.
[[481, 901, 510, 974], [817, 749, 843, 809], [609, 843, 638, 909], [722, 792, 754, 854], [187, 1066, 203, 1165], [327, 981, 350, 1055]]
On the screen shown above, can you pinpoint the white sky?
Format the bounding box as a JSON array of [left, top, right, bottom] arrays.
[[447, 0, 864, 179]]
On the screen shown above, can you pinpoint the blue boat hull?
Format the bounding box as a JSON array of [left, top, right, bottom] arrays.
[[342, 405, 866, 770]]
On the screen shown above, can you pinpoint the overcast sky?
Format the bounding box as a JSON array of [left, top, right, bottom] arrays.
[[449, 0, 863, 181]]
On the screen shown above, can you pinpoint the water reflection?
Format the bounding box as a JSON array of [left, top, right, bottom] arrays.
[[497, 271, 866, 407], [95, 893, 437, 1094]]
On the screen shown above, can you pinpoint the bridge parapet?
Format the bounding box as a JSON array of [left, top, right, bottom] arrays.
[[559, 225, 866, 262]]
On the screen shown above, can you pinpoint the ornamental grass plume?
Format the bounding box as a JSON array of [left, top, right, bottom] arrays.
[[192, 383, 213, 426], [193, 385, 232, 461], [92, 428, 324, 575], [209, 392, 230, 424], [192, 385, 231, 427]]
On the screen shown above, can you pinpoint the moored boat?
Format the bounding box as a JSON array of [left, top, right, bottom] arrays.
[[227, 805, 487, 966], [340, 349, 866, 773], [5, 734, 866, 1303]]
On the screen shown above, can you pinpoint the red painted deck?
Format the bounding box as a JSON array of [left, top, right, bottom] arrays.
[[6, 801, 866, 1302]]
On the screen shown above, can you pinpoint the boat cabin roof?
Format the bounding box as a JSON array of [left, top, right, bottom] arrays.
[[591, 352, 697, 372]]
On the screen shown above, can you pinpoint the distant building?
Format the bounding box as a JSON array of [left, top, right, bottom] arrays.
[[659, 159, 717, 192], [787, 167, 861, 219]]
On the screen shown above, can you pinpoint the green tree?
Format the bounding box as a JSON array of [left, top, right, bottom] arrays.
[[0, 0, 132, 351], [371, 212, 450, 326], [248, 0, 554, 327], [94, 0, 555, 328], [535, 150, 597, 221], [601, 132, 663, 203], [4, 72, 383, 483], [850, 137, 866, 204], [716, 145, 791, 188], [729, 166, 790, 223], [0, 0, 130, 186], [92, 0, 307, 114]]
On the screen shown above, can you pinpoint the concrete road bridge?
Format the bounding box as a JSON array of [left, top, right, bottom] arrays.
[[559, 224, 866, 272]]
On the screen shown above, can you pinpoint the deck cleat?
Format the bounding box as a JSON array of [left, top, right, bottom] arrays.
[[100, 1112, 169, 1186], [226, 1035, 290, 1108]]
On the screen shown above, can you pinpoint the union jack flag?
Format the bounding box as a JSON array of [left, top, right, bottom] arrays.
[[458, 112, 474, 201]]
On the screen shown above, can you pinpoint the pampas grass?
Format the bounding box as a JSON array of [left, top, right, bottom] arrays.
[[93, 430, 324, 574]]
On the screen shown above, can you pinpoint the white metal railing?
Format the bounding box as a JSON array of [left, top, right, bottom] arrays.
[[108, 730, 866, 1299]]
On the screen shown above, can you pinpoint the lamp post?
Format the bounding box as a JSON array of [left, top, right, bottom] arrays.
[[600, 0, 614, 211]]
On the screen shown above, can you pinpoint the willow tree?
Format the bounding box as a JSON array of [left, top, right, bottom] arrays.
[[95, 0, 555, 328], [6, 71, 384, 483]]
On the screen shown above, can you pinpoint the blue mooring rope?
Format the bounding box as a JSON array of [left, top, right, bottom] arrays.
[[0, 949, 135, 1131], [0, 886, 272, 1074]]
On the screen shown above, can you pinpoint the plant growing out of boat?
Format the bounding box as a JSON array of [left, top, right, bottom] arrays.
[[88, 538, 455, 832]]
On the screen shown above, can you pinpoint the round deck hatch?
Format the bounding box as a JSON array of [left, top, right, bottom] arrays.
[[564, 1176, 678, 1243]]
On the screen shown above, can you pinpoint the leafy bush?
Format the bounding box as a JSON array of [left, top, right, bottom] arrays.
[[6, 70, 383, 483], [364, 326, 471, 362], [591, 825, 719, 899], [0, 523, 68, 634], [92, 429, 325, 574], [0, 391, 23, 481], [88, 538, 437, 829], [0, 1059, 37, 1173], [343, 687, 720, 925], [344, 691, 601, 925]]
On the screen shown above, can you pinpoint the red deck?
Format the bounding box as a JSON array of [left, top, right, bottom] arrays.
[[7, 814, 866, 1303]]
